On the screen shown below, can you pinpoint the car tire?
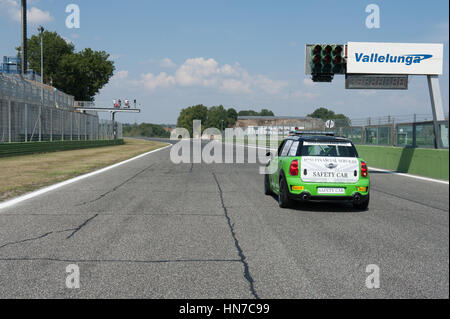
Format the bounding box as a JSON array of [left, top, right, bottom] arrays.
[[353, 194, 370, 210], [278, 177, 292, 208], [264, 174, 272, 195]]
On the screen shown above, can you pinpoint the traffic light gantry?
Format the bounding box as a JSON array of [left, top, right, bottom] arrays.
[[307, 44, 346, 82]]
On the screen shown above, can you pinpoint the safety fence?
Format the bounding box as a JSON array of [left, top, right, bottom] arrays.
[[334, 114, 449, 149], [0, 73, 121, 143], [238, 114, 448, 149]]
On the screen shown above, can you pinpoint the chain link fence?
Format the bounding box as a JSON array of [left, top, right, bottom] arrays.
[[236, 114, 448, 149], [0, 73, 121, 143], [331, 114, 449, 149]]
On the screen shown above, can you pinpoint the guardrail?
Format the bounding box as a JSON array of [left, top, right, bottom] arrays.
[[0, 139, 124, 158]]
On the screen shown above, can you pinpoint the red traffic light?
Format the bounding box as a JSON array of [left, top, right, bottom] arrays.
[[324, 45, 332, 55], [323, 55, 331, 64], [313, 55, 321, 64], [333, 46, 343, 56], [333, 56, 342, 64], [313, 45, 321, 55]]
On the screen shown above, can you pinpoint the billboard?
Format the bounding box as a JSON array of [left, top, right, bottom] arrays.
[[347, 42, 444, 75]]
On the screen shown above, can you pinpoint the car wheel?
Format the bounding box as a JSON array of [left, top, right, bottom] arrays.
[[353, 194, 370, 210], [264, 174, 272, 195], [278, 177, 292, 208]]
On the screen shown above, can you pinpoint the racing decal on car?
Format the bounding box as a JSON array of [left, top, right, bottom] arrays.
[[301, 156, 359, 183]]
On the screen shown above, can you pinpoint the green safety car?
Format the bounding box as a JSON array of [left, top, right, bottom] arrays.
[[264, 132, 370, 209]]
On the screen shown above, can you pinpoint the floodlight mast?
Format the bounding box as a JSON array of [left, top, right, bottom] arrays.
[[21, 0, 27, 75]]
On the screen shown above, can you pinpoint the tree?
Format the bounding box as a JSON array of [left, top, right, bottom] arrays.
[[205, 105, 229, 130], [17, 31, 75, 85], [18, 30, 114, 101], [308, 107, 351, 127], [177, 104, 208, 136], [227, 108, 238, 127], [238, 109, 275, 116], [308, 107, 336, 121], [123, 123, 170, 138], [238, 110, 259, 116], [259, 109, 275, 116], [54, 48, 115, 101]]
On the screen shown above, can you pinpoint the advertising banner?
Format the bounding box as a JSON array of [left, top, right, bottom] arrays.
[[347, 42, 444, 75]]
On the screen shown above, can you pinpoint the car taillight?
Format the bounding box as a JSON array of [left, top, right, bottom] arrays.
[[361, 161, 368, 177], [289, 160, 299, 176]]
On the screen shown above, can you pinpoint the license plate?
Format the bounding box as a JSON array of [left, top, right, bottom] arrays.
[[317, 187, 345, 194]]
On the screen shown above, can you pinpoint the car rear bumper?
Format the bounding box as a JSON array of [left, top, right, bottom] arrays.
[[288, 191, 369, 203], [285, 176, 370, 198]]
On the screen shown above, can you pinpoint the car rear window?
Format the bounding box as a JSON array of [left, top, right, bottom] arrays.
[[299, 142, 358, 158]]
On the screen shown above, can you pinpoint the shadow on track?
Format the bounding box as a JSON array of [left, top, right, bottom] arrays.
[[268, 194, 370, 213]]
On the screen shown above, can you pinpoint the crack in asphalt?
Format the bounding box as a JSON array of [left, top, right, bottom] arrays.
[[66, 214, 99, 239], [212, 171, 259, 299], [0, 257, 241, 264], [0, 229, 72, 250], [0, 213, 99, 250], [76, 163, 155, 206], [371, 187, 449, 212]]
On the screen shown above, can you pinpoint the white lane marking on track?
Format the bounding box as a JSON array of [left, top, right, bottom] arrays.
[[0, 144, 172, 211], [224, 141, 449, 185], [368, 167, 449, 185]]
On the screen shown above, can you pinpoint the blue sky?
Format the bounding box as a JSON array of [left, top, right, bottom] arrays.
[[0, 0, 448, 124]]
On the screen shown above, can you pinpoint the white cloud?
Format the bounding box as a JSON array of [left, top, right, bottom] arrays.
[[0, 0, 53, 24], [109, 70, 129, 87], [139, 72, 175, 90], [26, 6, 53, 24], [303, 78, 316, 87], [135, 57, 287, 95], [159, 58, 177, 68], [113, 70, 129, 80]]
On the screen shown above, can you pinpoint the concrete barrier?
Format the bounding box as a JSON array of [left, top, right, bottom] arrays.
[[356, 145, 449, 180]]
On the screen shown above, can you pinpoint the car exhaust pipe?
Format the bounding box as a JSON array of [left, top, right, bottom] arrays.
[[353, 193, 362, 202], [300, 192, 311, 201]]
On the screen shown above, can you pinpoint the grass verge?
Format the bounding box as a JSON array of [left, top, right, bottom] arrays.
[[0, 138, 168, 202]]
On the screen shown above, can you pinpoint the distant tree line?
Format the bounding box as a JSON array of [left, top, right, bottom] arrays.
[[123, 123, 170, 138], [308, 107, 351, 126], [176, 105, 275, 135]]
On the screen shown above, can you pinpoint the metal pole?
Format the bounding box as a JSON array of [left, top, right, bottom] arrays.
[[61, 110, 64, 141], [112, 112, 116, 140], [24, 103, 27, 142], [8, 99, 11, 143], [21, 0, 27, 75], [38, 27, 44, 141], [70, 112, 73, 140], [427, 75, 445, 149], [50, 108, 52, 141]]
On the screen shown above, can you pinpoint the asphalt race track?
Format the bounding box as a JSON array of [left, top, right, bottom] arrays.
[[0, 139, 448, 298]]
